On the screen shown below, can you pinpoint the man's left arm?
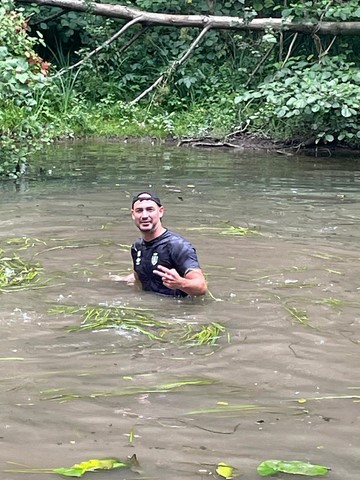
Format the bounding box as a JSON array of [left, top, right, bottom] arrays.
[[153, 265, 207, 296]]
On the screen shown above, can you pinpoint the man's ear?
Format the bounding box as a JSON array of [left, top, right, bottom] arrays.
[[159, 206, 164, 218]]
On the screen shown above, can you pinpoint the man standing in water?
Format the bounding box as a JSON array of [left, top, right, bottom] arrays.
[[118, 192, 207, 297]]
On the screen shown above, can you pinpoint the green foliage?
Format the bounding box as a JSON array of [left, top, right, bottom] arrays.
[[51, 303, 227, 346], [282, 0, 360, 22], [257, 459, 330, 476], [0, 0, 52, 176], [5, 455, 138, 477], [235, 56, 360, 146], [53, 457, 134, 477], [2, 0, 359, 166], [0, 248, 41, 289]]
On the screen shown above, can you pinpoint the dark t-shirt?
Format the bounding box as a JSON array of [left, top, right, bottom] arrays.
[[131, 229, 201, 297]]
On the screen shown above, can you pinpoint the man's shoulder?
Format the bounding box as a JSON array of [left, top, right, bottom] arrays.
[[132, 237, 143, 250], [163, 229, 189, 243]]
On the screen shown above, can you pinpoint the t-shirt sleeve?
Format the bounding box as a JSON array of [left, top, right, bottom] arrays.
[[170, 240, 200, 277], [131, 245, 136, 268], [131, 239, 141, 269]]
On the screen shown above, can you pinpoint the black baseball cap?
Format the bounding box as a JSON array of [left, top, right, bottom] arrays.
[[131, 192, 162, 208]]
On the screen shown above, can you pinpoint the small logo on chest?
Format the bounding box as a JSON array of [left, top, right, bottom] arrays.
[[151, 252, 159, 266]]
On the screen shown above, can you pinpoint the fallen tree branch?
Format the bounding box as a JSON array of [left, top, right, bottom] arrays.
[[118, 24, 150, 55], [54, 16, 144, 77], [245, 44, 275, 88], [191, 141, 243, 148], [16, 0, 360, 35], [30, 9, 67, 26], [129, 23, 212, 105], [282, 32, 298, 67], [320, 34, 337, 59]]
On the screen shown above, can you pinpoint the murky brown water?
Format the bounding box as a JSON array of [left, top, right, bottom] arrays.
[[1, 141, 359, 479]]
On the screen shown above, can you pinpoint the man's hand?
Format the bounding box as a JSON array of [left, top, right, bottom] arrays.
[[153, 265, 184, 290], [109, 273, 135, 285], [153, 265, 207, 296]]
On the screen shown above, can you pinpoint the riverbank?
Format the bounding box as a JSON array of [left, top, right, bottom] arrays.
[[66, 133, 359, 158]]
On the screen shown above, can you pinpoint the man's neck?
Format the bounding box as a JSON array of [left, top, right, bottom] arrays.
[[142, 226, 166, 242]]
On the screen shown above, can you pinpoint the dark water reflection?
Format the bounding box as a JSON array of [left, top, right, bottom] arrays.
[[0, 141, 359, 479]]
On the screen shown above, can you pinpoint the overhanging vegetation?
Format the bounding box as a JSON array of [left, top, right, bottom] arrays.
[[1, 0, 360, 177]]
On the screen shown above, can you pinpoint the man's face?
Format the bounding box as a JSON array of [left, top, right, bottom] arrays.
[[131, 199, 164, 233]]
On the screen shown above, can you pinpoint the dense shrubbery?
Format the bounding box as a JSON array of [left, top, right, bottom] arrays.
[[235, 56, 360, 146], [2, 0, 360, 176], [0, 0, 52, 176]]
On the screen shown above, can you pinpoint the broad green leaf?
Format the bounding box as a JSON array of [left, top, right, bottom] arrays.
[[52, 456, 134, 477], [341, 106, 352, 118], [216, 462, 234, 479], [52, 467, 84, 477], [257, 460, 330, 476]]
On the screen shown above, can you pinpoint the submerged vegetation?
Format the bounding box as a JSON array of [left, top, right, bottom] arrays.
[[283, 305, 311, 327], [186, 224, 261, 236], [50, 304, 227, 347], [2, 0, 360, 176], [0, 248, 41, 291], [40, 378, 217, 401], [220, 225, 261, 236]]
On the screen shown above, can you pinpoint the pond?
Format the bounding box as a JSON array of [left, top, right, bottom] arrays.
[[0, 141, 359, 479]]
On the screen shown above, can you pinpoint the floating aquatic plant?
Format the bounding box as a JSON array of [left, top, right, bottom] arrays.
[[295, 394, 360, 403], [317, 297, 344, 308], [40, 378, 216, 401], [283, 305, 312, 327], [5, 454, 138, 477], [216, 462, 236, 479], [5, 236, 47, 249], [0, 248, 42, 291], [186, 403, 269, 415], [257, 459, 330, 476], [219, 225, 260, 236], [50, 304, 227, 347], [179, 322, 226, 346], [185, 225, 260, 236], [34, 239, 130, 257], [50, 304, 168, 341]]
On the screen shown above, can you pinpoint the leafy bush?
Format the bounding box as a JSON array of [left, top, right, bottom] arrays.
[[235, 56, 360, 146], [0, 0, 51, 176]]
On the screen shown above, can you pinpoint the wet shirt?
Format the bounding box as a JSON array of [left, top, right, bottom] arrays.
[[131, 229, 201, 297]]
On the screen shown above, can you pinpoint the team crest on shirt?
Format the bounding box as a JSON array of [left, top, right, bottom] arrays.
[[151, 252, 159, 266]]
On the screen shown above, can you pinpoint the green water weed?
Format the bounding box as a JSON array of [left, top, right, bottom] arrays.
[[51, 304, 227, 347], [52, 305, 167, 341], [317, 297, 344, 308], [41, 378, 216, 401], [0, 249, 42, 290], [220, 225, 260, 236], [179, 322, 226, 346], [5, 454, 138, 477], [283, 305, 314, 329]]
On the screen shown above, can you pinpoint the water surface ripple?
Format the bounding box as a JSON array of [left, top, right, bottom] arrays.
[[0, 142, 359, 479]]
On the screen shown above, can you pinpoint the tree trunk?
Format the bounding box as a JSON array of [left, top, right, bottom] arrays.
[[17, 0, 360, 35]]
